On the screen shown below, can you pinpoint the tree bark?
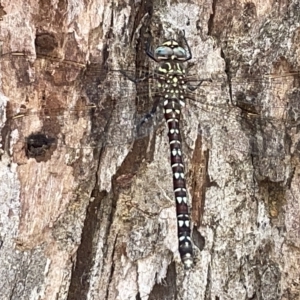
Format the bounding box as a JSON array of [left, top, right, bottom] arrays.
[[0, 0, 300, 299]]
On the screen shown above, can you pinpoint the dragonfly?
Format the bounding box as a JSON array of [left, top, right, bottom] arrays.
[[0, 39, 299, 269]]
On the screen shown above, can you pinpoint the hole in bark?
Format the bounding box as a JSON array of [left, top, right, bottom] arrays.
[[35, 33, 58, 55], [25, 133, 56, 162]]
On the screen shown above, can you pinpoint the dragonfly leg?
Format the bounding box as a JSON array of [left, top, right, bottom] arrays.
[[185, 93, 197, 103], [187, 78, 212, 91], [139, 96, 161, 126], [146, 35, 158, 62], [181, 30, 192, 62], [119, 69, 154, 84]]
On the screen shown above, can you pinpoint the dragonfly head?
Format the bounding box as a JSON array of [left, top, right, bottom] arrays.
[[154, 40, 187, 61]]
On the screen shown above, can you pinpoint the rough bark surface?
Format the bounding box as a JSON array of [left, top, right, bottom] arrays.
[[0, 0, 300, 299]]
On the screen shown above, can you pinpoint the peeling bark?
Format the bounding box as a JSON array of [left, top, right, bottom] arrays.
[[1, 0, 300, 299]]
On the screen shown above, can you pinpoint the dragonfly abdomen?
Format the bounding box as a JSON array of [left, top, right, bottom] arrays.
[[158, 52, 193, 268], [164, 98, 193, 269]]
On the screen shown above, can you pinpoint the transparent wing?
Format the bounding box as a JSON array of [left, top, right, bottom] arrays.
[[1, 53, 299, 159]]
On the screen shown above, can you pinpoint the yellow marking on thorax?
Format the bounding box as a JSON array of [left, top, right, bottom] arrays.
[[158, 67, 167, 73]]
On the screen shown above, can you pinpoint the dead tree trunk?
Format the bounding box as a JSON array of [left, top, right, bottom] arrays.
[[0, 0, 300, 299]]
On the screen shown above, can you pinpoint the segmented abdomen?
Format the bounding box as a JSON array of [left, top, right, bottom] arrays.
[[164, 99, 193, 269], [159, 61, 193, 269]]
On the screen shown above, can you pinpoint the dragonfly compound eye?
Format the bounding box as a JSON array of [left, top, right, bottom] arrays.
[[173, 47, 186, 59], [155, 46, 173, 58]]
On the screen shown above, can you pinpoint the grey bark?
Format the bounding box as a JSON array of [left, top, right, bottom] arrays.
[[0, 0, 300, 299]]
